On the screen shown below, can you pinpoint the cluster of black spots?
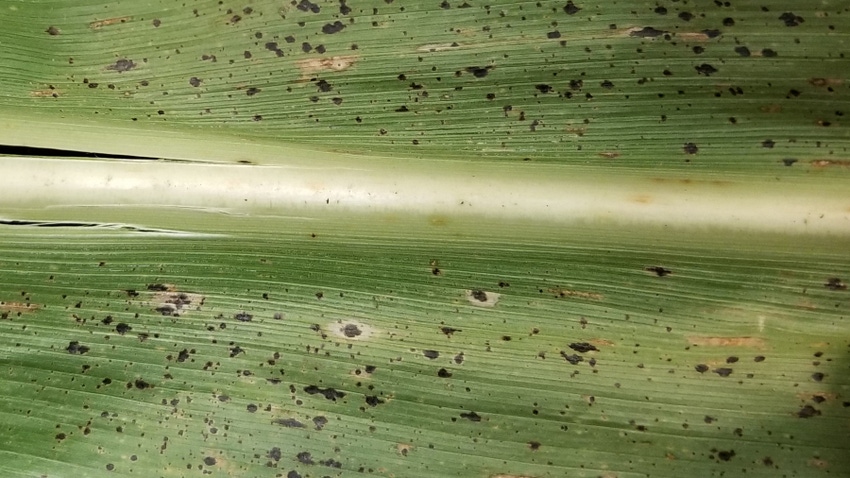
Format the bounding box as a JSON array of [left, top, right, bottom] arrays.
[[146, 283, 169, 291], [66, 341, 90, 354], [304, 385, 345, 401], [364, 395, 384, 407], [470, 290, 488, 302], [695, 64, 717, 76], [561, 352, 583, 365], [115, 323, 132, 335], [296, 0, 320, 13], [131, 379, 152, 390], [825, 278, 847, 290], [683, 142, 699, 154], [229, 345, 244, 357], [710, 449, 736, 462], [779, 12, 804, 27], [234, 312, 253, 322], [265, 42, 284, 57]]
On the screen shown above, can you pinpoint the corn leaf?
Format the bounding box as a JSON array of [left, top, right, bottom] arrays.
[[0, 1, 849, 477]]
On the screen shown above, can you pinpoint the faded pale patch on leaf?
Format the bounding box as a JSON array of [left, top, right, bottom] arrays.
[[548, 288, 603, 300], [296, 55, 359, 80], [687, 336, 766, 348], [465, 290, 500, 307], [89, 16, 132, 29], [330, 319, 375, 340]]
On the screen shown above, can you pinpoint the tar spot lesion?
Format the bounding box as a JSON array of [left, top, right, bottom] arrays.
[[465, 289, 500, 307]]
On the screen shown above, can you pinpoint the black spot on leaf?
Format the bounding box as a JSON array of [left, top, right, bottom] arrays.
[[560, 352, 583, 365], [714, 368, 733, 377], [304, 385, 345, 401], [115, 323, 132, 335], [630, 27, 666, 38], [66, 341, 90, 354], [465, 66, 492, 78], [825, 278, 847, 290], [107, 59, 136, 72], [568, 342, 598, 353], [234, 312, 253, 322], [563, 1, 581, 15], [322, 21, 345, 34], [437, 368, 452, 378], [313, 416, 328, 430], [683, 143, 699, 154], [269, 447, 282, 461], [274, 418, 305, 428], [695, 64, 717, 76], [645, 266, 672, 277], [365, 395, 384, 407], [470, 290, 487, 302], [296, 451, 314, 465], [779, 12, 804, 27], [423, 350, 440, 359], [460, 411, 482, 422], [797, 405, 821, 418], [695, 364, 709, 373]]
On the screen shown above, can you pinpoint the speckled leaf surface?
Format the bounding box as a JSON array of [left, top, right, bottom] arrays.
[[0, 1, 849, 477], [0, 213, 848, 477], [1, 0, 848, 172]]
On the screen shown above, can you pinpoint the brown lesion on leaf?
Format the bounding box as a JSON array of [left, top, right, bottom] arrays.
[[631, 195, 652, 204], [808, 78, 843, 87], [548, 288, 603, 300], [296, 55, 359, 80], [564, 125, 587, 136], [131, 285, 204, 316], [396, 443, 414, 456], [808, 458, 829, 469], [811, 159, 850, 168], [490, 475, 537, 478], [30, 89, 61, 98], [598, 151, 621, 159], [89, 16, 132, 29], [676, 32, 712, 42], [0, 302, 40, 313], [687, 336, 766, 348], [759, 104, 783, 114]]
